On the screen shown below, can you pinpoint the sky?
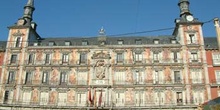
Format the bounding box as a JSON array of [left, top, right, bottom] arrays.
[[0, 0, 220, 41]]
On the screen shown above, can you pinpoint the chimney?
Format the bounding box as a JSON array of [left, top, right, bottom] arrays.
[[214, 18, 220, 50]]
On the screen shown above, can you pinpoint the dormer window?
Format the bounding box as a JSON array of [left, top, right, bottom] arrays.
[[33, 42, 38, 46], [154, 39, 159, 44], [118, 40, 124, 45], [65, 41, 70, 46], [82, 41, 88, 46], [171, 39, 176, 44], [135, 39, 142, 45], [48, 41, 54, 46]]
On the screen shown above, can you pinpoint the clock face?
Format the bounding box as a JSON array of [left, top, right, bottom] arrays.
[[186, 15, 194, 21]]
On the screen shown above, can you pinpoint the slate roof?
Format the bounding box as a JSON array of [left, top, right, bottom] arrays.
[[0, 41, 6, 51], [36, 35, 178, 46], [204, 37, 219, 49]]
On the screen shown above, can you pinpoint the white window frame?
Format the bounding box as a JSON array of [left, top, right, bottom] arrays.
[[190, 52, 198, 62], [212, 53, 220, 66], [42, 72, 48, 84], [114, 72, 125, 84], [62, 54, 69, 63], [15, 36, 22, 47], [215, 70, 220, 84], [25, 71, 32, 84], [191, 69, 202, 84], [135, 53, 142, 62], [117, 53, 123, 63]]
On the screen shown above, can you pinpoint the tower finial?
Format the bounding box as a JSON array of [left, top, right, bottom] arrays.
[[99, 27, 106, 36], [178, 0, 192, 17], [23, 0, 35, 24]]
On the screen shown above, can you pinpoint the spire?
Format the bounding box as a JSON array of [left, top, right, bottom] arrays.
[[178, 0, 191, 17], [99, 27, 106, 36], [23, 0, 35, 24]]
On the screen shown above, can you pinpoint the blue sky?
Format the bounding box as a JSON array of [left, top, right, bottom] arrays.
[[0, 0, 220, 41]]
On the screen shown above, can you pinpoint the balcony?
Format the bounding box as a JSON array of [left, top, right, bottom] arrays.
[[0, 100, 198, 109], [113, 79, 184, 87], [114, 58, 183, 66], [210, 79, 220, 87], [189, 78, 205, 85], [188, 58, 203, 65], [24, 59, 91, 66], [6, 60, 20, 66], [22, 80, 88, 87]]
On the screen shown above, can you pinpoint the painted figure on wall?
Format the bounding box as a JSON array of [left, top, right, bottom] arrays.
[[126, 69, 133, 83], [165, 68, 172, 83], [51, 68, 59, 84], [145, 87, 154, 103], [69, 69, 76, 84], [32, 88, 39, 103], [33, 67, 41, 84], [67, 90, 75, 104], [145, 68, 153, 83], [53, 50, 60, 64], [95, 60, 106, 79], [165, 90, 173, 103], [49, 91, 57, 104], [36, 50, 43, 61], [163, 49, 170, 60], [125, 89, 134, 105]]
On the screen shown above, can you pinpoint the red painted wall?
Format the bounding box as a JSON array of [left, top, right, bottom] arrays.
[[206, 50, 220, 99], [0, 51, 4, 81]]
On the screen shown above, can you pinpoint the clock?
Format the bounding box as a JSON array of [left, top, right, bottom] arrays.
[[186, 15, 194, 22]]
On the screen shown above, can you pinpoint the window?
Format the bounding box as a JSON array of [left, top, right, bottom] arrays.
[[28, 54, 34, 64], [60, 72, 67, 84], [10, 55, 17, 64], [193, 91, 204, 104], [218, 91, 220, 97], [3, 91, 10, 104], [80, 53, 87, 64], [82, 41, 88, 46], [65, 41, 70, 46], [25, 72, 32, 84], [173, 52, 178, 62], [45, 54, 50, 64], [154, 71, 159, 84], [191, 52, 198, 62], [176, 92, 183, 104], [135, 53, 142, 62], [153, 53, 159, 62], [191, 69, 202, 84], [48, 42, 54, 46], [171, 39, 176, 44], [174, 71, 181, 83], [154, 40, 159, 44], [42, 72, 48, 84], [116, 92, 124, 106], [114, 72, 125, 84], [215, 71, 220, 84], [117, 53, 123, 63], [135, 39, 142, 45], [212, 53, 220, 66], [189, 34, 196, 43], [7, 71, 15, 84], [118, 40, 124, 45], [15, 37, 22, 47], [62, 54, 69, 63], [134, 71, 144, 84]]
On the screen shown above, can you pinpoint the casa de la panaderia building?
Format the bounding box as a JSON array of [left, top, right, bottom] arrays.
[[0, 0, 220, 110]]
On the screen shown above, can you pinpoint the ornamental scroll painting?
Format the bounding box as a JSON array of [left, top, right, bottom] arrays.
[[95, 60, 106, 80]]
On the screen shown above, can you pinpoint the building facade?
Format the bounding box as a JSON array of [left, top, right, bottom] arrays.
[[206, 18, 220, 100], [0, 0, 219, 110]]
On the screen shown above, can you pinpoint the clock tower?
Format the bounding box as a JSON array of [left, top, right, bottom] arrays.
[[173, 0, 211, 103], [1, 0, 41, 103]]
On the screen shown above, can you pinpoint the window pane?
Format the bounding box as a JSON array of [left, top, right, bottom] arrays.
[[11, 55, 17, 63]]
